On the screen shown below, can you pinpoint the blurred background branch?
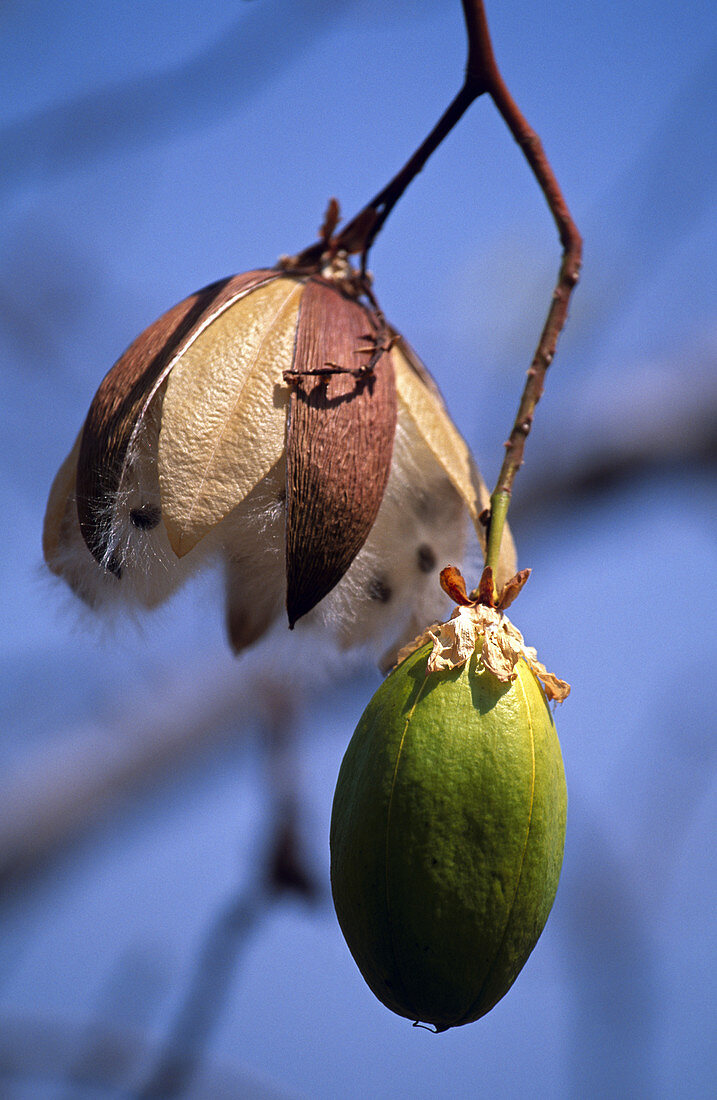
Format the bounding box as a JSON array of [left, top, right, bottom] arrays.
[[0, 1, 346, 199]]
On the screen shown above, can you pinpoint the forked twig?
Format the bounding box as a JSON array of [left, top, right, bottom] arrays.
[[291, 0, 582, 582], [460, 0, 582, 575]]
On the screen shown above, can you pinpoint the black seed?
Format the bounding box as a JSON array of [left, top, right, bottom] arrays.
[[367, 576, 392, 603], [417, 543, 437, 573], [130, 504, 161, 530]]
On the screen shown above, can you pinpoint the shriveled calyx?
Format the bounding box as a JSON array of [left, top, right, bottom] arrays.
[[399, 565, 570, 702]]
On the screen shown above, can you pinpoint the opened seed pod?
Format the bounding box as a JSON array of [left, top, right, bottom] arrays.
[[330, 570, 568, 1030], [43, 250, 516, 658]]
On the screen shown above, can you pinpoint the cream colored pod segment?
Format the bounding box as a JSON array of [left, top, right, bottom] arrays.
[[157, 279, 302, 557], [157, 277, 302, 647]]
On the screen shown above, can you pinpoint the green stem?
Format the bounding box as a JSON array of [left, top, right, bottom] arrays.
[[485, 489, 509, 579]]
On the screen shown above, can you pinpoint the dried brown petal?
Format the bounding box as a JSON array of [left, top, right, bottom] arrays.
[[335, 207, 381, 256], [475, 564, 496, 607], [479, 625, 520, 682], [425, 608, 477, 673], [285, 278, 397, 626], [76, 269, 276, 568], [439, 565, 473, 606], [529, 660, 572, 703], [497, 568, 531, 610], [393, 621, 443, 669]]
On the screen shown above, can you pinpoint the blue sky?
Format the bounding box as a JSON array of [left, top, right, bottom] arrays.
[[1, 2, 716, 1096]]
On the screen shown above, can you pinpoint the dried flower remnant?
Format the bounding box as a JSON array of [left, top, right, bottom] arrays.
[[398, 565, 570, 702], [44, 242, 516, 657]]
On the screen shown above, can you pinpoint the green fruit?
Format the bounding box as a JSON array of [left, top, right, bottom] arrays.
[[330, 642, 567, 1031]]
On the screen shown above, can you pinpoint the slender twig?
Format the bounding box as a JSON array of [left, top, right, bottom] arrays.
[[335, 83, 478, 274], [285, 82, 481, 277]]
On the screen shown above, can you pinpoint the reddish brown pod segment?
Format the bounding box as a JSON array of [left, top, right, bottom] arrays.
[[285, 277, 396, 626]]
